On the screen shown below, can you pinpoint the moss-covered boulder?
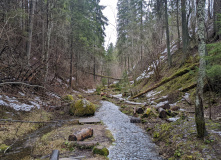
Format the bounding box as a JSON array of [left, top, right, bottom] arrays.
[[70, 99, 96, 116], [62, 94, 74, 102], [0, 144, 9, 153], [93, 146, 109, 156]]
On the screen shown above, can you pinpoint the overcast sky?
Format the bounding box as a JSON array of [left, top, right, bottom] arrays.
[[100, 0, 118, 49]]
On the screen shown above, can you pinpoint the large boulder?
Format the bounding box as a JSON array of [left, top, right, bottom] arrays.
[[70, 99, 96, 116]]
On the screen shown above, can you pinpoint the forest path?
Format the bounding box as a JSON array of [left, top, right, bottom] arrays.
[[95, 101, 162, 160]]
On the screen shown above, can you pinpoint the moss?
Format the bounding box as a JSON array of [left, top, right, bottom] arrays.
[[93, 146, 109, 156], [0, 144, 9, 152], [105, 130, 115, 143], [70, 99, 96, 116], [153, 132, 160, 138], [146, 108, 151, 115], [62, 94, 74, 102], [77, 94, 83, 99], [101, 96, 108, 101], [181, 155, 195, 160]]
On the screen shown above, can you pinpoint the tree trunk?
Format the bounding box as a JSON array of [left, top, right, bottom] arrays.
[[176, 0, 181, 49], [44, 0, 53, 83], [213, 0, 221, 39], [181, 0, 189, 64], [68, 128, 93, 141], [26, 0, 35, 66], [165, 0, 172, 67], [195, 0, 206, 139], [69, 40, 73, 88]]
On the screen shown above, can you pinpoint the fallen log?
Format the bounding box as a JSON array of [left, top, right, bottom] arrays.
[[131, 64, 198, 99], [130, 117, 141, 123], [68, 128, 93, 141], [50, 150, 59, 160], [158, 108, 167, 118], [180, 83, 197, 92]]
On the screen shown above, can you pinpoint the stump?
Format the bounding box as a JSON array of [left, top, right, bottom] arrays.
[[158, 108, 167, 118], [68, 128, 93, 141], [136, 107, 144, 114]]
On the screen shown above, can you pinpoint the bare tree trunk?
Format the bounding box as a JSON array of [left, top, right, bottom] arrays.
[[69, 39, 73, 88], [165, 0, 172, 67], [176, 0, 181, 49], [213, 0, 221, 39], [181, 0, 189, 64], [26, 0, 35, 66], [208, 0, 211, 19], [195, 0, 206, 139], [44, 1, 53, 83]]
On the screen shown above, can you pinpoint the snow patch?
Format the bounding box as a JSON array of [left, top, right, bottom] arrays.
[[0, 95, 41, 111], [155, 101, 169, 107], [136, 70, 154, 81], [83, 89, 96, 94], [168, 117, 180, 122]]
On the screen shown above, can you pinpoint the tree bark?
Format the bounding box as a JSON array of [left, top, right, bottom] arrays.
[[176, 0, 181, 49], [195, 0, 206, 139], [26, 0, 35, 66], [213, 0, 221, 39], [181, 0, 189, 64], [165, 0, 172, 67], [68, 128, 93, 141], [44, 0, 53, 83]]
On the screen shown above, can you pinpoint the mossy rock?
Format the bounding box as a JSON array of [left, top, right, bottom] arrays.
[[62, 94, 74, 102], [93, 146, 109, 156], [0, 144, 9, 153], [70, 99, 96, 116], [77, 94, 83, 99]]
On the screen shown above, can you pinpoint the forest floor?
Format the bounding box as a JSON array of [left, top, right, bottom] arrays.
[[0, 88, 113, 160], [1, 82, 221, 160], [100, 85, 221, 160]]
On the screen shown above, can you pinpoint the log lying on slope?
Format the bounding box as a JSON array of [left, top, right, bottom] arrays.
[[131, 63, 198, 99], [68, 128, 93, 141]]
